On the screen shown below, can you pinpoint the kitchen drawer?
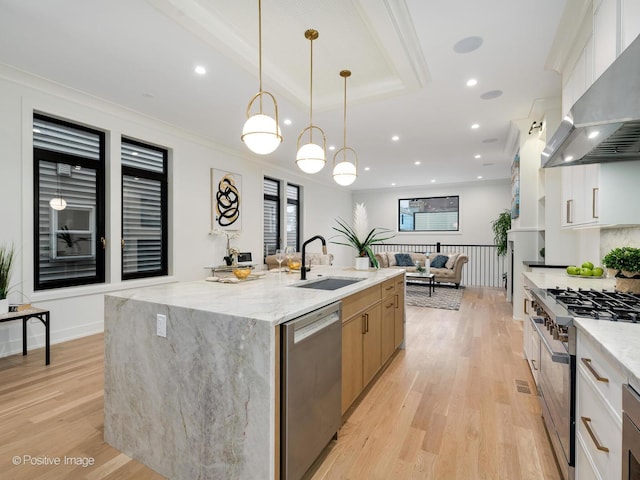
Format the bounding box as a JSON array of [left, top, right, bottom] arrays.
[[577, 329, 625, 421], [576, 431, 605, 480], [381, 278, 396, 297], [342, 284, 381, 321], [576, 366, 622, 480]]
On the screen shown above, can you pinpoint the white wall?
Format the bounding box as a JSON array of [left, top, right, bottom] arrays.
[[352, 179, 511, 247], [0, 67, 352, 358]]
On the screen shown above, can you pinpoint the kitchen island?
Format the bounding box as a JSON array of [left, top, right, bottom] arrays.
[[103, 267, 405, 480]]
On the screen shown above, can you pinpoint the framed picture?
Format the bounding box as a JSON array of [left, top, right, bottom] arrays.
[[211, 169, 242, 231]]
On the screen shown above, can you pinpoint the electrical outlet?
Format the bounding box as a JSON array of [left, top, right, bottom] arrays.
[[156, 314, 167, 338]]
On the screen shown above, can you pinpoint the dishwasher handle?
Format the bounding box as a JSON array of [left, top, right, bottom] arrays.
[[288, 302, 341, 344]]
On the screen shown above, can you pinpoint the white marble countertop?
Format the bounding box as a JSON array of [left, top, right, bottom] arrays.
[[523, 270, 640, 392], [523, 270, 616, 290], [106, 266, 404, 325], [574, 317, 640, 392]]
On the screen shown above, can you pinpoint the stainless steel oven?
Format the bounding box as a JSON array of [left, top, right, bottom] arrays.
[[531, 313, 576, 480], [623, 384, 640, 479]]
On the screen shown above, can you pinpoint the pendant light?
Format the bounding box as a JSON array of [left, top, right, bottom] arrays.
[[296, 29, 326, 174], [49, 163, 67, 211], [241, 0, 282, 155], [332, 70, 357, 186]]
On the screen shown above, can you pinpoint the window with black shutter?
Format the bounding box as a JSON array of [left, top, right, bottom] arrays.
[[33, 114, 106, 290], [121, 138, 168, 280]]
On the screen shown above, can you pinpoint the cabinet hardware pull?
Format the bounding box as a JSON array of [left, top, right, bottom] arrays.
[[531, 359, 538, 371], [581, 417, 609, 452], [362, 316, 366, 335], [385, 285, 394, 291], [386, 302, 394, 309], [523, 298, 529, 314], [395, 294, 399, 309], [121, 238, 125, 248], [101, 237, 107, 249], [592, 187, 599, 219], [566, 199, 573, 224], [582, 358, 609, 383]]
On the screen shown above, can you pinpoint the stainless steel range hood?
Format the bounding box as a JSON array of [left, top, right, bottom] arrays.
[[542, 34, 640, 168]]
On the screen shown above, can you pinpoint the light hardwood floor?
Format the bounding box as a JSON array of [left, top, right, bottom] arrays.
[[0, 286, 560, 479]]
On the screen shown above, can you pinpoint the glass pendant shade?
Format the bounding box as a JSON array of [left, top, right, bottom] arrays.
[[242, 113, 282, 155], [296, 142, 326, 173], [49, 197, 67, 211], [332, 157, 357, 186]]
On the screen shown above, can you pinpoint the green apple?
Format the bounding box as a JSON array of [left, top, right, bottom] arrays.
[[580, 268, 593, 276], [581, 261, 594, 269], [592, 267, 604, 277], [566, 266, 579, 275]]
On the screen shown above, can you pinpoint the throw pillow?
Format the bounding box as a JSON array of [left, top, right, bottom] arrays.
[[431, 254, 449, 268], [394, 253, 415, 267], [445, 253, 459, 269]]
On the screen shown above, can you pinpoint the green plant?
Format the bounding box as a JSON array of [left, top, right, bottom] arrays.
[[491, 210, 512, 256], [602, 247, 640, 273], [0, 243, 16, 300], [332, 203, 395, 268]]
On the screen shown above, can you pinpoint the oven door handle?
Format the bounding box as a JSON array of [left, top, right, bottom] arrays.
[[533, 321, 570, 364]]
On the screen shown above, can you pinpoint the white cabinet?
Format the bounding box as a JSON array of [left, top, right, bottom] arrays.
[[561, 161, 640, 228], [561, 164, 600, 227], [621, 0, 640, 50], [599, 161, 640, 226], [593, 0, 619, 79], [575, 328, 624, 480]]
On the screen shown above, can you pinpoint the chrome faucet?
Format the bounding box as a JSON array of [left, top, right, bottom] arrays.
[[301, 235, 327, 280]]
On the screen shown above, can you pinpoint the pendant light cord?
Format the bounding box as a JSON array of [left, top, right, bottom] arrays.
[[309, 34, 313, 142], [258, 0, 263, 111], [342, 72, 347, 161]]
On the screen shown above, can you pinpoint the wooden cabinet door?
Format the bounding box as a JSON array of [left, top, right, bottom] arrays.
[[394, 278, 405, 349], [381, 296, 396, 363], [341, 316, 364, 414], [362, 304, 382, 386]]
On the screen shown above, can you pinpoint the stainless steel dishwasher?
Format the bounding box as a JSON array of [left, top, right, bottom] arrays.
[[281, 301, 342, 480]]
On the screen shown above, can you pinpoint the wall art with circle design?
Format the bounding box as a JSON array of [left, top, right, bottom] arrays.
[[211, 169, 242, 231]]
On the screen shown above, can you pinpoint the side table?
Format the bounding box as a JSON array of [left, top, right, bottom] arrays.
[[0, 308, 50, 365]]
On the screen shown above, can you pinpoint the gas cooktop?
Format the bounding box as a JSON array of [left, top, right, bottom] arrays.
[[546, 287, 640, 323]]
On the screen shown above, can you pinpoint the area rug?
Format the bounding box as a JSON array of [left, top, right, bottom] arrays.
[[405, 283, 465, 310]]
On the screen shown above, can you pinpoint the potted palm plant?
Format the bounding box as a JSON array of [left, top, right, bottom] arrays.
[[332, 203, 395, 269], [602, 246, 640, 293], [0, 243, 16, 314]]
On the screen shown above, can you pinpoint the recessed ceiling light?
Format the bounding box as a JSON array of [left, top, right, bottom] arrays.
[[477, 175, 483, 179], [283, 119, 292, 126], [466, 78, 478, 87], [471, 123, 480, 129], [431, 179, 436, 183], [588, 131, 599, 139], [392, 135, 400, 141], [328, 145, 335, 151], [414, 161, 421, 165], [364, 167, 370, 171], [194, 65, 206, 75], [453, 36, 483, 54], [474, 154, 481, 159], [480, 90, 503, 100], [391, 182, 396, 186], [564, 156, 574, 162]]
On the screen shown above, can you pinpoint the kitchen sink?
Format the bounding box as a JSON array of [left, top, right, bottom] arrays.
[[295, 277, 365, 291]]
